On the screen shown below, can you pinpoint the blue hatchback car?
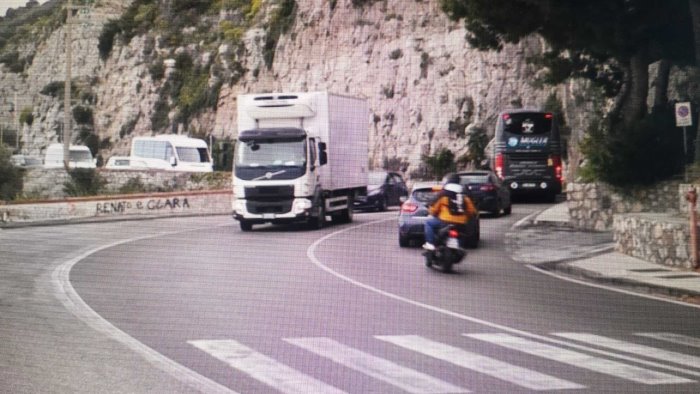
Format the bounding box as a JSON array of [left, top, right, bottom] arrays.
[[398, 182, 480, 248]]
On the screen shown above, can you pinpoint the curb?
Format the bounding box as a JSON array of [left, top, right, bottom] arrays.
[[536, 260, 700, 301], [0, 212, 232, 230], [509, 206, 700, 304]]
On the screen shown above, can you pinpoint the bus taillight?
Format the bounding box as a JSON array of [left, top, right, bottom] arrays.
[[549, 155, 563, 182], [495, 154, 504, 179]]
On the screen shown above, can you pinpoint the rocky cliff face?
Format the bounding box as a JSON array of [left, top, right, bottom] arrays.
[[1, 0, 592, 176]]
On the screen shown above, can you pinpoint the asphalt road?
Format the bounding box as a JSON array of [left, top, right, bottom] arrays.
[[3, 205, 700, 393]]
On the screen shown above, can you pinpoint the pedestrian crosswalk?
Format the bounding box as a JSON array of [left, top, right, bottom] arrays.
[[188, 332, 700, 393]]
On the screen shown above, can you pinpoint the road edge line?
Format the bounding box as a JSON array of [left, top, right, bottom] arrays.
[[52, 226, 238, 394]]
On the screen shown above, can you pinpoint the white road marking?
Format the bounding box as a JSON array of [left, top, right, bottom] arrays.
[[636, 333, 700, 349], [308, 220, 700, 379], [376, 335, 583, 391], [467, 333, 691, 385], [285, 337, 467, 394], [554, 333, 700, 370], [526, 264, 700, 310], [188, 340, 346, 394], [53, 226, 237, 394]]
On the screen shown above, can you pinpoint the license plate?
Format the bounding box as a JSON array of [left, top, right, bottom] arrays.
[[522, 183, 536, 188], [262, 213, 275, 219], [446, 238, 460, 248]]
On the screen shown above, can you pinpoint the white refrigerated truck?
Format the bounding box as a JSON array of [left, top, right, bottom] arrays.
[[232, 91, 368, 231]]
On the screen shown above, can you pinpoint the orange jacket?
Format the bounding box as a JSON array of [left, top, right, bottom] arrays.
[[428, 192, 477, 224]]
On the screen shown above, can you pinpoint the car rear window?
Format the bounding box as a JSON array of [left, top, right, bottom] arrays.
[[459, 175, 489, 184], [412, 189, 437, 203]]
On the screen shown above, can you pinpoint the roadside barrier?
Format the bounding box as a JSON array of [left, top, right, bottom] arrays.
[[0, 190, 232, 227]]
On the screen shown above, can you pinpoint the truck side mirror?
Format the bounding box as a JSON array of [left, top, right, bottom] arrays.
[[318, 142, 328, 166], [169, 156, 177, 167]]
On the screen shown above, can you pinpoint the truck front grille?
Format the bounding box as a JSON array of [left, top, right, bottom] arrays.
[[244, 186, 294, 200], [246, 200, 294, 214]]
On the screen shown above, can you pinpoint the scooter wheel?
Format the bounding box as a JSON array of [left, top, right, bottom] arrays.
[[424, 255, 432, 267], [442, 262, 453, 273]]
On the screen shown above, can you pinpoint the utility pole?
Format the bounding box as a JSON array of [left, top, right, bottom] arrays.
[[63, 0, 73, 170], [14, 91, 19, 151]]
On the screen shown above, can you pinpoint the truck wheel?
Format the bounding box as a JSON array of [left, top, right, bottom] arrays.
[[339, 202, 354, 223], [310, 200, 325, 230], [239, 221, 253, 232]]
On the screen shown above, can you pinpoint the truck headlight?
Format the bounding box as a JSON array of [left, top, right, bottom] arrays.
[[293, 199, 312, 214]]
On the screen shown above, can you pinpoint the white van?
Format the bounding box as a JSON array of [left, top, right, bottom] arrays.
[[43, 143, 96, 169], [130, 135, 213, 172], [104, 156, 152, 170]]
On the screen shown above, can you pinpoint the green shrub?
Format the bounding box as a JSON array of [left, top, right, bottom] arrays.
[[149, 60, 165, 81], [263, 0, 297, 69], [151, 97, 170, 131], [40, 81, 64, 97], [72, 105, 94, 125], [351, 0, 381, 7], [19, 107, 34, 126], [580, 108, 685, 187], [77, 128, 99, 156], [0, 144, 23, 201], [420, 148, 456, 180], [64, 169, 106, 197], [0, 50, 27, 73], [98, 19, 121, 60], [118, 176, 148, 194], [389, 49, 403, 60]]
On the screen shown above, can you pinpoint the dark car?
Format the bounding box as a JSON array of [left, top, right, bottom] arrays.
[[457, 170, 512, 216], [398, 182, 480, 248], [355, 171, 409, 211]]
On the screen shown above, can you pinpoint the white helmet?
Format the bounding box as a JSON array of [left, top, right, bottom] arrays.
[[444, 183, 463, 194]]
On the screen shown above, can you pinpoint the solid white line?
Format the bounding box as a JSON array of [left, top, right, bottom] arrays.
[[284, 337, 467, 394], [53, 226, 237, 394], [526, 263, 700, 310], [467, 333, 691, 385], [189, 340, 346, 394], [636, 333, 700, 349], [307, 219, 700, 379], [376, 335, 583, 390], [554, 333, 700, 370]]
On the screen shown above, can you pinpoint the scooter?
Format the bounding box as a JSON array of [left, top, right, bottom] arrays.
[[423, 224, 466, 272]]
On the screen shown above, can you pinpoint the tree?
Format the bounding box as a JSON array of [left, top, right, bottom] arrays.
[[440, 0, 694, 127], [690, 0, 700, 162], [421, 148, 456, 180], [0, 144, 23, 201]]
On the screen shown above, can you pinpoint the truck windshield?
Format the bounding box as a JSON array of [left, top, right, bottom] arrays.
[[236, 140, 306, 168], [176, 147, 210, 163], [235, 139, 307, 181]]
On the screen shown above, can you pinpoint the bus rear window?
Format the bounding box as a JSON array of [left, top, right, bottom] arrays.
[[503, 113, 552, 135]]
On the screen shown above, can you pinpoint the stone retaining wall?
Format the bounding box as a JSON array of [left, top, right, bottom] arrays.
[[567, 181, 681, 231], [21, 168, 232, 200], [614, 213, 694, 269], [0, 190, 232, 227]]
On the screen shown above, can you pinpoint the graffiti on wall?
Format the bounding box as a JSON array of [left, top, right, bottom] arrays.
[[96, 197, 191, 215]]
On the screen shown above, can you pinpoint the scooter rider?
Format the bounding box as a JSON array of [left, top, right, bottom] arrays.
[[423, 173, 477, 251]]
